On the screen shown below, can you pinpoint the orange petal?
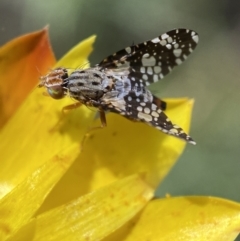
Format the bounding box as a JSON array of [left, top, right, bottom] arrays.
[[0, 145, 79, 240], [108, 196, 240, 241], [7, 174, 154, 241], [0, 27, 56, 129]]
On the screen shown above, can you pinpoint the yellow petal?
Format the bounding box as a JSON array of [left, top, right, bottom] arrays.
[[107, 196, 240, 241], [0, 145, 79, 240], [36, 98, 194, 213], [56, 35, 96, 70], [0, 36, 96, 199], [7, 174, 154, 241], [0, 28, 56, 129], [78, 98, 194, 189]]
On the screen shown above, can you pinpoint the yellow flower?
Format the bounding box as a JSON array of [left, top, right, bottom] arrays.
[[1, 28, 240, 241]]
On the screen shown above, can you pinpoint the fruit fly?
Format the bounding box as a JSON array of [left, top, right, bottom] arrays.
[[39, 29, 198, 144]]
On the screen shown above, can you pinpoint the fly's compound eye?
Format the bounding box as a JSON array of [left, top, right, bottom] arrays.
[[47, 86, 65, 99]]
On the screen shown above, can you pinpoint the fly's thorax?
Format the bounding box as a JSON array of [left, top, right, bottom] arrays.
[[66, 68, 113, 101]]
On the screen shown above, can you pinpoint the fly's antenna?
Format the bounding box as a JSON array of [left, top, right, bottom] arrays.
[[36, 66, 45, 88], [35, 66, 41, 75], [76, 61, 90, 70]]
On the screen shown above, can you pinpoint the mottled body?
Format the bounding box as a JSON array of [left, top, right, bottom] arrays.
[[39, 29, 199, 144]]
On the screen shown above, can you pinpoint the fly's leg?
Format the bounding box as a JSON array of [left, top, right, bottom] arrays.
[[81, 108, 107, 148], [62, 102, 82, 114], [49, 102, 82, 133], [99, 108, 107, 127]]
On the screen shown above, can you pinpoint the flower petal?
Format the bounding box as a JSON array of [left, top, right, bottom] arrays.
[[36, 98, 194, 212], [7, 174, 154, 241], [0, 28, 56, 129], [107, 196, 240, 241], [0, 37, 96, 199], [0, 145, 79, 240], [72, 98, 194, 189]]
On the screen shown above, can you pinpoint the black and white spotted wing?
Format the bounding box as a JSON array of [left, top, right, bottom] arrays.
[[98, 29, 198, 86], [123, 93, 195, 143], [106, 89, 195, 144], [98, 28, 198, 144]]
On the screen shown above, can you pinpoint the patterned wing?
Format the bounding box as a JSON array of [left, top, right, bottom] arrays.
[[105, 89, 195, 144], [134, 100, 195, 144], [98, 29, 198, 86], [116, 93, 195, 144]]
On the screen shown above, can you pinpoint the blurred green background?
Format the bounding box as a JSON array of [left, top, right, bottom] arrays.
[[1, 0, 240, 231]]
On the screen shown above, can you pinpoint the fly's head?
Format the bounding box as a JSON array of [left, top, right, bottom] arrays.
[[39, 67, 68, 99]]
